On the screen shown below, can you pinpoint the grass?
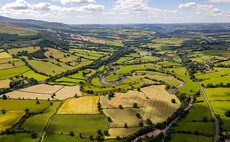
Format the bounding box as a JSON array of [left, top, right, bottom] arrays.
[[0, 79, 10, 88], [106, 127, 140, 139], [44, 133, 89, 142], [0, 66, 30, 80], [0, 25, 38, 36], [47, 114, 109, 137], [23, 70, 48, 81], [27, 60, 66, 76], [0, 133, 37, 142], [0, 52, 12, 59], [57, 96, 99, 114], [7, 47, 40, 55], [170, 133, 212, 142], [22, 102, 61, 137], [0, 111, 24, 132], [167, 68, 200, 95], [0, 100, 50, 112], [205, 88, 230, 101], [174, 122, 214, 135], [196, 68, 230, 86]]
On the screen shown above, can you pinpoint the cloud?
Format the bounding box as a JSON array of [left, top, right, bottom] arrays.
[[59, 0, 95, 4], [208, 0, 230, 2], [2, 0, 30, 10], [1, 0, 104, 14], [114, 0, 177, 16], [179, 2, 229, 17]]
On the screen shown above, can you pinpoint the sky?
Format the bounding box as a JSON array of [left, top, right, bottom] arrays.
[[0, 0, 229, 24]]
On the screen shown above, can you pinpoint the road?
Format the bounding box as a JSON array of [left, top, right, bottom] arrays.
[[196, 82, 219, 142]]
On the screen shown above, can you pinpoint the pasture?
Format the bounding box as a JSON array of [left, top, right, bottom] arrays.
[[57, 96, 99, 114], [47, 114, 109, 137], [23, 102, 61, 137], [0, 66, 30, 80], [170, 133, 212, 142], [7, 47, 40, 55], [106, 127, 140, 139]]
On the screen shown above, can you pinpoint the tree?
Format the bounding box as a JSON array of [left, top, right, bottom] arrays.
[[202, 116, 208, 122], [108, 116, 113, 122], [171, 99, 176, 103], [31, 131, 38, 139], [133, 103, 138, 108], [1, 109, 6, 114], [2, 94, 7, 100], [118, 104, 123, 109], [137, 88, 141, 92], [136, 113, 141, 118], [97, 129, 102, 135], [139, 121, 144, 127], [89, 135, 94, 141], [225, 110, 230, 117], [69, 131, 75, 137], [36, 100, 40, 105], [146, 118, 153, 125], [124, 123, 128, 128]]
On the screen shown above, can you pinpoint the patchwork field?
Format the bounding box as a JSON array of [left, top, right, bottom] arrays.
[[57, 96, 99, 114], [0, 52, 12, 59], [6, 84, 81, 100], [0, 79, 11, 88]]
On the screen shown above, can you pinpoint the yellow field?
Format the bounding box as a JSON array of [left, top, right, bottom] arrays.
[[57, 96, 99, 114], [20, 84, 63, 94], [105, 127, 140, 139], [101, 85, 181, 126], [0, 79, 10, 88], [141, 85, 181, 123], [7, 47, 40, 55], [55, 86, 82, 100], [0, 52, 12, 59], [0, 111, 24, 131]]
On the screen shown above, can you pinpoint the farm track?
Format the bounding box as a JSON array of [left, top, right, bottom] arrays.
[[196, 82, 219, 142]]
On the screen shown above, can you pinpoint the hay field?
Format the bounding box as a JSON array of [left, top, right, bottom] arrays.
[[57, 96, 99, 114], [55, 86, 82, 100], [20, 84, 63, 94], [141, 85, 180, 123], [106, 127, 140, 139], [0, 79, 10, 88], [0, 52, 12, 59], [6, 91, 52, 100]]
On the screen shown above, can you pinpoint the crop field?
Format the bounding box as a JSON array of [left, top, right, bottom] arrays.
[[7, 47, 40, 55], [134, 71, 181, 87], [0, 66, 30, 80], [27, 60, 66, 76], [0, 52, 12, 59], [55, 86, 82, 100], [0, 60, 25, 70], [170, 133, 212, 142], [0, 111, 24, 132], [196, 68, 230, 86], [0, 79, 10, 88], [20, 84, 63, 94], [46, 114, 109, 137], [22, 102, 61, 137], [57, 96, 99, 114], [167, 68, 200, 95], [106, 127, 140, 139], [101, 85, 180, 128], [6, 84, 81, 100]]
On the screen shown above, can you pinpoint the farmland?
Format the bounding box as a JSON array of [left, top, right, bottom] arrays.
[[0, 21, 230, 142]]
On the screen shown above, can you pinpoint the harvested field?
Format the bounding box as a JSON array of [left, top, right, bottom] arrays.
[[0, 52, 12, 59], [6, 91, 52, 100], [106, 127, 140, 139], [55, 86, 82, 100], [0, 79, 10, 88], [20, 84, 63, 94], [57, 96, 99, 114]]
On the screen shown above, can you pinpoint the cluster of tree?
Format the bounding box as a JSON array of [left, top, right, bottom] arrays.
[[136, 132, 164, 142], [9, 78, 38, 89], [205, 82, 230, 88]]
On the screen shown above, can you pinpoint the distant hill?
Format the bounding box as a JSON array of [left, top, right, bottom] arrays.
[[0, 16, 70, 29]]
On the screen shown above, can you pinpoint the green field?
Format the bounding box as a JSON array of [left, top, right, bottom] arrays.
[[22, 102, 61, 137], [47, 114, 109, 137], [23, 70, 48, 81], [0, 66, 30, 80], [0, 24, 38, 36], [27, 60, 66, 76], [0, 133, 37, 142], [170, 133, 212, 142]]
